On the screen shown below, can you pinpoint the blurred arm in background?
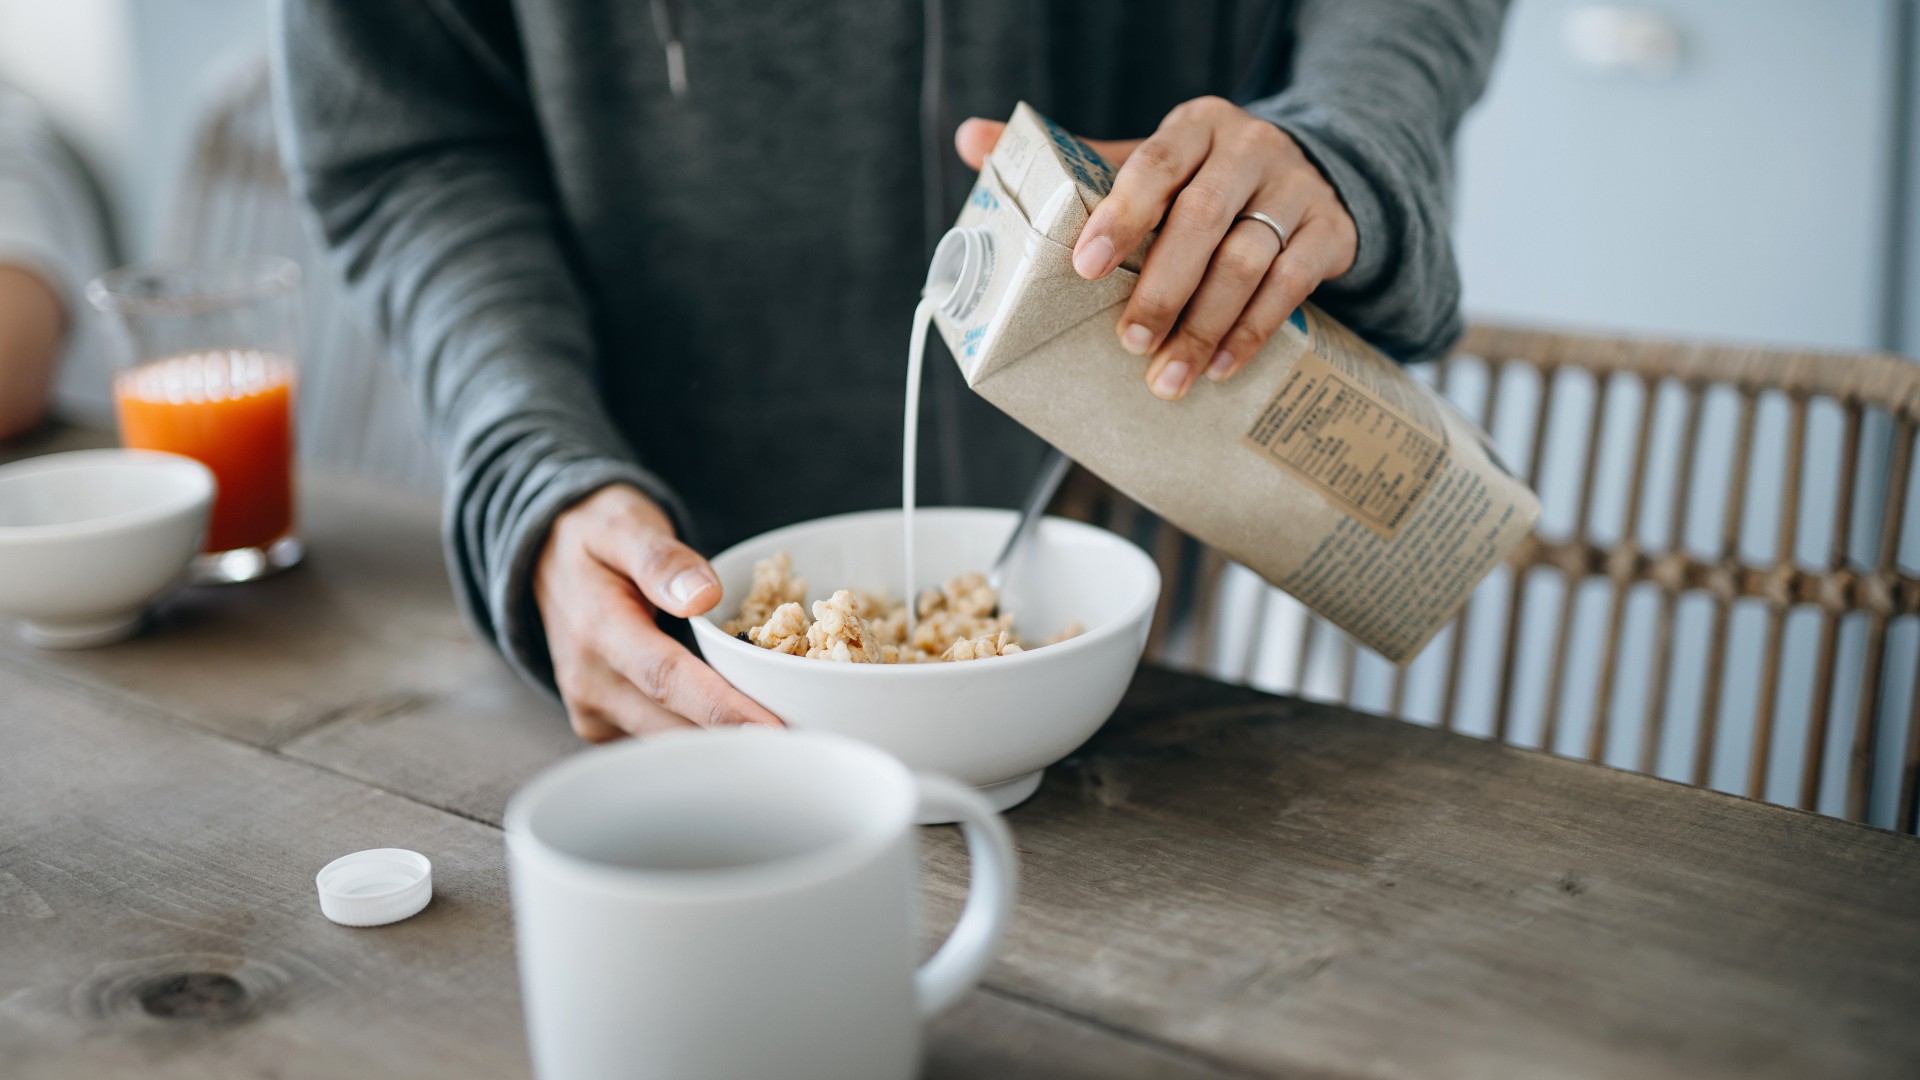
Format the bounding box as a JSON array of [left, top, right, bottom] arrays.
[[0, 265, 63, 440], [0, 82, 117, 438]]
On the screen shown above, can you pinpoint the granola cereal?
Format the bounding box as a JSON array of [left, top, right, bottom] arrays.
[[805, 590, 882, 663], [942, 630, 1023, 662], [746, 601, 809, 656], [720, 552, 808, 636], [723, 553, 1078, 664]]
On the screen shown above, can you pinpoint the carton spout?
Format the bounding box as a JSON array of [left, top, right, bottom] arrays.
[[926, 226, 995, 321]]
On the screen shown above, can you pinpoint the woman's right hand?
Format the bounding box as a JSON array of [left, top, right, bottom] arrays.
[[533, 483, 783, 741]]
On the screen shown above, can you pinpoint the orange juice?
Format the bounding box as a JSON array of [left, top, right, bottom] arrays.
[[114, 349, 296, 553]]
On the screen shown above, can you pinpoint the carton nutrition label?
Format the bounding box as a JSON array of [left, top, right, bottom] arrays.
[[1243, 345, 1448, 540]]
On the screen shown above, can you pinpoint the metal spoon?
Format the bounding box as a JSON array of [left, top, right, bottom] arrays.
[[988, 449, 1073, 592]]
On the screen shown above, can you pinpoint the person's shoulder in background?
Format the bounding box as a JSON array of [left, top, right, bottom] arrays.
[[0, 81, 117, 438]]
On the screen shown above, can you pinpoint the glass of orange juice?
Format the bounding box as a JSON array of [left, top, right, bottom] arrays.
[[87, 257, 303, 584]]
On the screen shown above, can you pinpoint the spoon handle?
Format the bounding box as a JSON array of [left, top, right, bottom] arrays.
[[989, 449, 1073, 592]]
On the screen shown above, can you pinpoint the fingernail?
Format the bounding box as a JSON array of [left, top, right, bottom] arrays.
[[1120, 323, 1153, 355], [1205, 350, 1236, 381], [667, 568, 717, 607], [1151, 359, 1190, 401], [1074, 234, 1114, 278]]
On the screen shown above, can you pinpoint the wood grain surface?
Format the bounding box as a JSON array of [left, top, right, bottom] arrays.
[[921, 669, 1920, 1079], [0, 668, 1230, 1080], [0, 471, 479, 748], [1, 449, 1915, 1079]]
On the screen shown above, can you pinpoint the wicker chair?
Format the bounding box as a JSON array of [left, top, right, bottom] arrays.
[[165, 59, 440, 493], [1060, 326, 1920, 834]]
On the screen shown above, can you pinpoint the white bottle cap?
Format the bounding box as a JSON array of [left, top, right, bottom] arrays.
[[927, 226, 995, 321], [315, 848, 433, 927]]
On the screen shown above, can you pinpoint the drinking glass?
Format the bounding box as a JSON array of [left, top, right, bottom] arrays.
[[87, 257, 303, 584]]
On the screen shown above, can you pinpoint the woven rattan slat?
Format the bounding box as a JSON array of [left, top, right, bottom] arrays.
[[1293, 617, 1319, 698], [1800, 405, 1866, 809], [1639, 386, 1706, 775], [1748, 397, 1809, 798], [1493, 364, 1561, 742], [1901, 649, 1920, 832], [1847, 419, 1915, 820], [1461, 326, 1920, 419], [1439, 361, 1502, 732], [1541, 364, 1614, 754], [1236, 584, 1270, 687], [1144, 526, 1185, 660], [1186, 547, 1229, 671], [1588, 375, 1659, 762], [1693, 392, 1759, 788]]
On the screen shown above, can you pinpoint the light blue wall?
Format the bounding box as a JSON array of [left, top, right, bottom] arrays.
[[1454, 0, 1900, 351], [119, 0, 269, 259]]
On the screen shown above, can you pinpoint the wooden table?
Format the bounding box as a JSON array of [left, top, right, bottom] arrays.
[[3, 445, 1918, 1079]]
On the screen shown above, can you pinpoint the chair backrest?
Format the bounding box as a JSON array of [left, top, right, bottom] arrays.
[[1058, 325, 1920, 834], [164, 58, 439, 493]]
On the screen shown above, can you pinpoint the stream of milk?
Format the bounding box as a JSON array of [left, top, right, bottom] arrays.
[[901, 297, 936, 632]]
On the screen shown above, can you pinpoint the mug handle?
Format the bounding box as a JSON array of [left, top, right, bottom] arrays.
[[912, 772, 1019, 1019]]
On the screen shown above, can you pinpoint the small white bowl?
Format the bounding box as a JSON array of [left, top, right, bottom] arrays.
[[0, 449, 215, 648], [692, 508, 1159, 819]]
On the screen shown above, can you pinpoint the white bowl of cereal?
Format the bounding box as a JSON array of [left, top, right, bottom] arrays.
[[691, 507, 1159, 819]]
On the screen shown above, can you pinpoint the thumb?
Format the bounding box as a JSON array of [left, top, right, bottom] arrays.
[[602, 529, 723, 619], [954, 118, 1003, 171]]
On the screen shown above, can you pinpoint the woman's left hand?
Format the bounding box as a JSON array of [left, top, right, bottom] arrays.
[[956, 96, 1357, 401]]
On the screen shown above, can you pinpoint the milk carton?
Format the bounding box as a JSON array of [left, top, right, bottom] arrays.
[[925, 103, 1539, 664]]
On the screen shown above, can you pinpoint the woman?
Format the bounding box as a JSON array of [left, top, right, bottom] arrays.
[[278, 0, 1508, 739]]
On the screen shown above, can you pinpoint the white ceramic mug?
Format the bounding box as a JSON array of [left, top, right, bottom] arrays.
[[504, 728, 1019, 1080]]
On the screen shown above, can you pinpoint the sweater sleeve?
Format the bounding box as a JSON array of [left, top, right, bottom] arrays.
[[1245, 0, 1510, 363], [272, 0, 689, 692]]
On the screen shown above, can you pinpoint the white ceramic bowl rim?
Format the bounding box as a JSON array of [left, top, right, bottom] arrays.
[[695, 507, 1160, 676], [0, 449, 216, 542]]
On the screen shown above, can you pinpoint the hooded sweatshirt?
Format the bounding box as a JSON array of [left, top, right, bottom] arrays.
[[273, 0, 1509, 691]]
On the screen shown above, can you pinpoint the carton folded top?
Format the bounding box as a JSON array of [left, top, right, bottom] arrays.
[[943, 104, 1147, 385]]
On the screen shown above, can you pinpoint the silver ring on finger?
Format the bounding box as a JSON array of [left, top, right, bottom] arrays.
[[1235, 210, 1289, 253]]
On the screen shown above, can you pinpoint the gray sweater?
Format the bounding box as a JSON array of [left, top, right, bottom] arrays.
[[274, 0, 1508, 691]]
